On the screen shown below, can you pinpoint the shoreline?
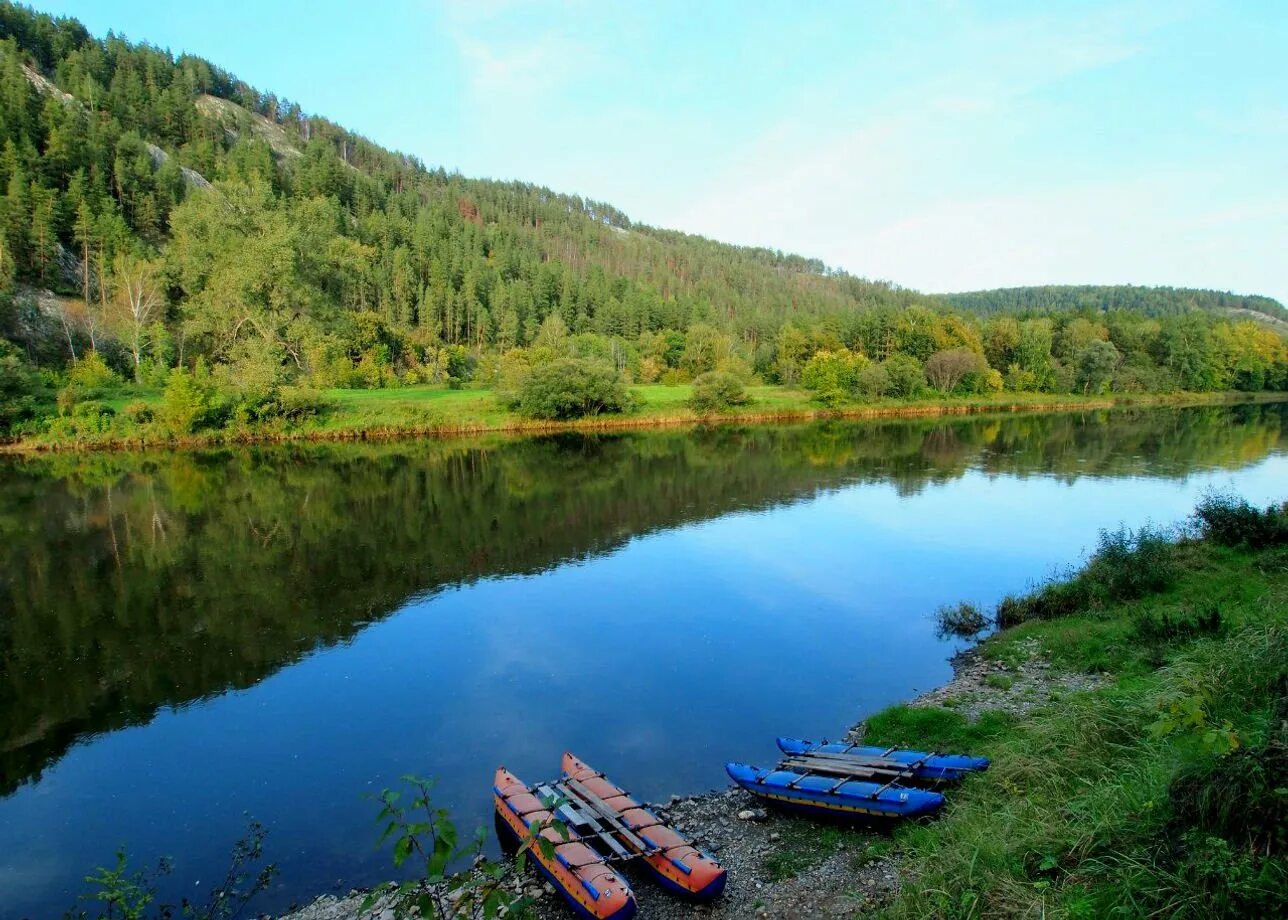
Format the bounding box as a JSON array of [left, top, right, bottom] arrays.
[[280, 639, 1092, 920], [5, 390, 1284, 456]]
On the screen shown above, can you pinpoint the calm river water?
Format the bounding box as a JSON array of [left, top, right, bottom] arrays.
[[1, 403, 1286, 917]]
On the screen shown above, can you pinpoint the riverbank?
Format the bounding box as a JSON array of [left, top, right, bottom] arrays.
[[281, 495, 1287, 919], [6, 384, 1285, 454]]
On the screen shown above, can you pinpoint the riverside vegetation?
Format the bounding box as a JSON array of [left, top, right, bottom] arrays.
[[1, 3, 1288, 449], [57, 492, 1287, 919]]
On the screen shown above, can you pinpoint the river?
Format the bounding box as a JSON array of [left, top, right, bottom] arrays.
[[1, 403, 1285, 917]]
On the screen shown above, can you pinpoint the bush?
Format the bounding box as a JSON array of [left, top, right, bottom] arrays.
[[924, 348, 983, 393], [1133, 605, 1223, 644], [273, 387, 333, 421], [515, 358, 635, 420], [997, 525, 1177, 626], [0, 340, 48, 433], [66, 351, 120, 393], [801, 349, 866, 405], [689, 371, 749, 412], [57, 351, 124, 416], [1084, 524, 1178, 601], [43, 399, 117, 439], [122, 401, 154, 424], [882, 354, 925, 398], [996, 577, 1092, 627], [161, 365, 216, 434], [854, 362, 890, 399], [1191, 493, 1288, 549], [935, 601, 989, 638]]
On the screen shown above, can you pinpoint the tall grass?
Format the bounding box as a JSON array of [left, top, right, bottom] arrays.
[[874, 496, 1287, 919]]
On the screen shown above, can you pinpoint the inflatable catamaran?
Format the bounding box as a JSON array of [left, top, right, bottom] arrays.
[[494, 753, 727, 919]]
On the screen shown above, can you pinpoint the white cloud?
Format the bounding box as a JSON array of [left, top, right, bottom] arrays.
[[439, 0, 600, 106]]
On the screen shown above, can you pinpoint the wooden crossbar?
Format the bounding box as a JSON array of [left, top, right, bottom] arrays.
[[561, 779, 657, 855], [797, 751, 908, 769], [536, 783, 633, 860], [779, 755, 912, 781]]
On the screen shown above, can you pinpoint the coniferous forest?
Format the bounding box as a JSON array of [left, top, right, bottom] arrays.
[[0, 1, 1285, 442]]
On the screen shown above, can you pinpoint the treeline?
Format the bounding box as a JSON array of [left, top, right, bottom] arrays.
[[940, 285, 1288, 322], [0, 1, 1285, 437]]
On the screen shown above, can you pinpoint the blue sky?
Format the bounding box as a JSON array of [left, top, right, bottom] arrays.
[[29, 0, 1288, 302]]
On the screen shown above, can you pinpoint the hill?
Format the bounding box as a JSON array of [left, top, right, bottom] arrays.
[[939, 285, 1288, 328], [0, 0, 1284, 442]]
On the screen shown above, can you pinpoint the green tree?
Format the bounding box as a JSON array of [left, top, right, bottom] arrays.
[[1076, 340, 1120, 394]]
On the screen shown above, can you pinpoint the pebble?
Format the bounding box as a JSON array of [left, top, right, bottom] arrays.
[[279, 639, 1089, 920]]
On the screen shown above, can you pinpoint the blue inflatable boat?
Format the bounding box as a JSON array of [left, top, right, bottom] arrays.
[[725, 762, 945, 820], [776, 737, 990, 784]]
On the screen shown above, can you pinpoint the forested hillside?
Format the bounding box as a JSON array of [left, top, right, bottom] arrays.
[[940, 285, 1288, 324], [0, 1, 1285, 441]]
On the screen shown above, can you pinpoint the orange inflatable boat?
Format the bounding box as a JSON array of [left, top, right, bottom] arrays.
[[562, 752, 728, 902], [493, 766, 637, 920]]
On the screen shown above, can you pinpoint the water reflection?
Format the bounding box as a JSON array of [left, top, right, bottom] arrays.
[[0, 403, 1284, 917]]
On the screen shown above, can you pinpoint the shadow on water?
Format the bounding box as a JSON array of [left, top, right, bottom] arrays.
[[0, 402, 1284, 915]]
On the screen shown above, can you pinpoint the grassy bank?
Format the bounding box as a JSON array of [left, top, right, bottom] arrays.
[[6, 383, 1284, 454], [857, 496, 1288, 918]]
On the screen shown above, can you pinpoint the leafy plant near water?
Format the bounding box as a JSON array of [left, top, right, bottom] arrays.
[[997, 523, 1178, 626], [1191, 491, 1288, 549], [934, 601, 988, 638], [363, 775, 566, 920], [65, 820, 275, 920]]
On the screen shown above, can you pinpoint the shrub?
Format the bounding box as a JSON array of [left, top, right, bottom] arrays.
[[1191, 492, 1288, 549], [1133, 605, 1223, 644], [42, 400, 117, 439], [935, 601, 988, 637], [273, 387, 333, 421], [997, 524, 1177, 626], [66, 351, 120, 393], [801, 349, 865, 405], [57, 351, 124, 416], [881, 354, 925, 398], [689, 371, 749, 412], [1084, 524, 1178, 601], [854, 362, 890, 399], [515, 358, 635, 420], [924, 348, 983, 393], [996, 577, 1092, 626], [122, 401, 154, 424], [161, 365, 216, 434], [0, 341, 48, 432]]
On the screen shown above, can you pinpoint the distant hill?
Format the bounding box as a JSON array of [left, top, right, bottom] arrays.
[[938, 285, 1288, 329]]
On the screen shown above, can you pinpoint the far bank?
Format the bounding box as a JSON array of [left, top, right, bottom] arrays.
[[5, 384, 1286, 455]]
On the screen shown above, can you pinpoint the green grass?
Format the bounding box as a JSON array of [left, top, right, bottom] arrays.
[[11, 382, 1282, 453], [984, 673, 1015, 691], [870, 534, 1287, 919]]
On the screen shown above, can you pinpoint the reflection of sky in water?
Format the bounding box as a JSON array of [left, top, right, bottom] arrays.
[[2, 455, 1287, 917]]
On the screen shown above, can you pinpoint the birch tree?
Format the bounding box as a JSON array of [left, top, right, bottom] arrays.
[[112, 253, 163, 378]]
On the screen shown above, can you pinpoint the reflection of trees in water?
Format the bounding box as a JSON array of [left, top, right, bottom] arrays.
[[0, 403, 1283, 794]]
